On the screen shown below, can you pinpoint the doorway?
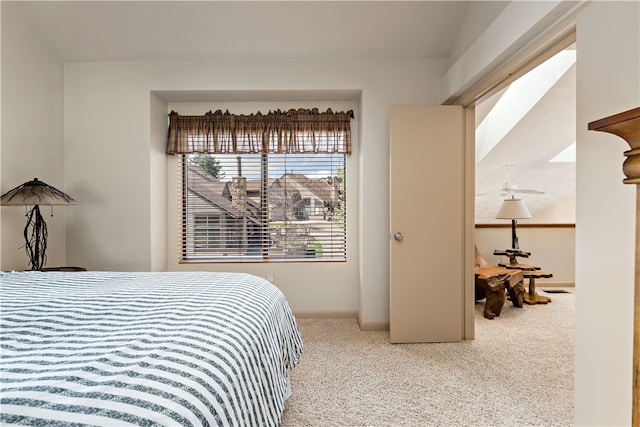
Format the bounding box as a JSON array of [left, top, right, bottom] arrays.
[[474, 45, 576, 287]]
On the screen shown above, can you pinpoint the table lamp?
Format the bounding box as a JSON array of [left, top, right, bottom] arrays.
[[495, 197, 531, 251], [0, 178, 76, 270]]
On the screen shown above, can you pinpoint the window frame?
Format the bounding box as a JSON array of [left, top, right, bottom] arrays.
[[178, 152, 347, 263]]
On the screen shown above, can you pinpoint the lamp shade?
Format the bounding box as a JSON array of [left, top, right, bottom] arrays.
[[495, 198, 531, 220], [0, 178, 76, 206]]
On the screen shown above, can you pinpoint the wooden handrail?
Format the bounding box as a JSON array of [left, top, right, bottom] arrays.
[[588, 107, 640, 183], [589, 106, 640, 425]]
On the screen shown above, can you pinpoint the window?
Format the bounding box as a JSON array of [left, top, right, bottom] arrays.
[[180, 152, 346, 261], [168, 108, 353, 263]]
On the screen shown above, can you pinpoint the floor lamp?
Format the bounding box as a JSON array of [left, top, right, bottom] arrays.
[[495, 197, 531, 251], [0, 178, 76, 270]]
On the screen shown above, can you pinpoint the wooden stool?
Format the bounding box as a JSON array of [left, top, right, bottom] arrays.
[[522, 270, 553, 304]]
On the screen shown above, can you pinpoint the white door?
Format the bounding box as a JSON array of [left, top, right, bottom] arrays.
[[390, 105, 465, 343]]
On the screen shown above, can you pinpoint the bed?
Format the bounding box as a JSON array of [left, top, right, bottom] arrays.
[[0, 271, 303, 426]]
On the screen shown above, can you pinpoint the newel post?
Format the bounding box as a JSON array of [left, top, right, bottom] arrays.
[[589, 107, 640, 425]]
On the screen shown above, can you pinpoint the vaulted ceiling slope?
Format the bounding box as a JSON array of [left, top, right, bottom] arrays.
[[475, 46, 576, 224], [15, 1, 506, 63]]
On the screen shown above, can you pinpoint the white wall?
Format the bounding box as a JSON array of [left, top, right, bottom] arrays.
[[149, 92, 169, 272], [0, 2, 65, 271], [164, 98, 361, 318], [62, 58, 447, 327], [448, 1, 509, 65], [575, 2, 640, 425]]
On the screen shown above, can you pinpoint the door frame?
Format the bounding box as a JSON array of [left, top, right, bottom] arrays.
[[455, 27, 578, 340]]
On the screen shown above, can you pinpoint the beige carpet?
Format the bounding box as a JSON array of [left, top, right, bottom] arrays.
[[281, 288, 574, 426]]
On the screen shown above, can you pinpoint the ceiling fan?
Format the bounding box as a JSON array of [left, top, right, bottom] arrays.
[[477, 164, 545, 197], [499, 164, 545, 197]]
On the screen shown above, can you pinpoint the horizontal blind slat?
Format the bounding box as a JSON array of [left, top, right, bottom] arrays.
[[180, 153, 346, 262]]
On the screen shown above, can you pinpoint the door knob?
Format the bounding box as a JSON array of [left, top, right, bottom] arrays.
[[394, 232, 404, 241]]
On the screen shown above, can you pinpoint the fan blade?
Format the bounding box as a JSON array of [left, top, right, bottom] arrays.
[[515, 189, 545, 194]]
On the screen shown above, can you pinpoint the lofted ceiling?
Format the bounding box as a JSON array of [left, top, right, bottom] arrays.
[[11, 1, 574, 223], [14, 1, 493, 62], [475, 46, 576, 223]]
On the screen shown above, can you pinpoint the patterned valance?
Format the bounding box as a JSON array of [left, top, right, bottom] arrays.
[[167, 108, 353, 155]]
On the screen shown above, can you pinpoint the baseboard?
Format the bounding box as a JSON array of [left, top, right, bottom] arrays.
[[290, 284, 576, 333], [538, 281, 575, 287], [358, 320, 390, 331], [293, 311, 358, 319], [294, 311, 390, 331]]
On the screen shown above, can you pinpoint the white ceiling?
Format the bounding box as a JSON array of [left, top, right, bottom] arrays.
[[12, 1, 574, 223], [15, 1, 486, 62]]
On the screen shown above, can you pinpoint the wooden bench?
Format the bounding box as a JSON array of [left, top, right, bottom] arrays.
[[475, 266, 525, 319], [475, 246, 525, 319]]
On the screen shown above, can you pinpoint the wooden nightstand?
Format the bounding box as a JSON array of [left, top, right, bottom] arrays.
[[40, 267, 87, 272]]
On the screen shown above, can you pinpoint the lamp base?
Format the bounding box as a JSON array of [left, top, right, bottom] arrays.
[[511, 219, 519, 250], [24, 204, 48, 270]]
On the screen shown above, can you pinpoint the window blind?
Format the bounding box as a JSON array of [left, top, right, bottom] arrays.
[[179, 153, 346, 262]]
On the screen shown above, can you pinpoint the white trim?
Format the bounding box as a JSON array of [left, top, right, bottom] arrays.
[[441, 1, 586, 107]]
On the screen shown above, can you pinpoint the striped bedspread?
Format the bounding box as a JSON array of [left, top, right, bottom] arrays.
[[0, 271, 303, 426]]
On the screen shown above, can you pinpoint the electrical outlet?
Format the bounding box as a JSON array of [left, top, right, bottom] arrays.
[[266, 273, 274, 283]]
